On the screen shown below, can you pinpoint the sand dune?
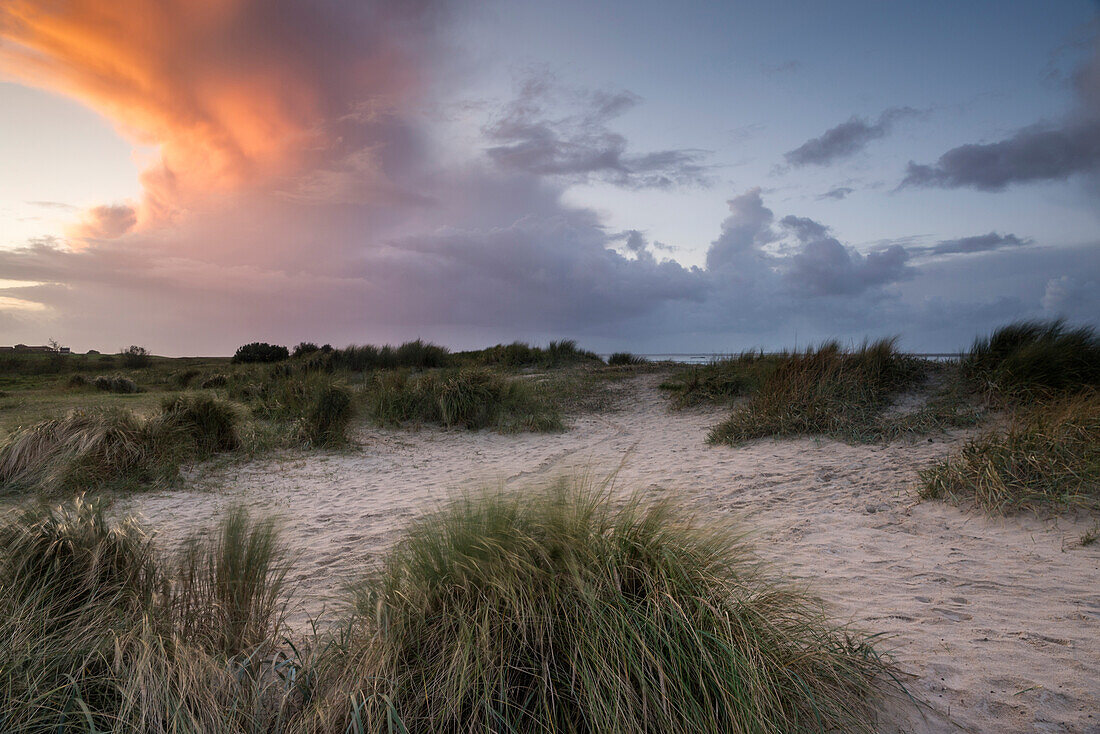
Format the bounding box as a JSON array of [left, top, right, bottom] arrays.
[[121, 373, 1100, 734]]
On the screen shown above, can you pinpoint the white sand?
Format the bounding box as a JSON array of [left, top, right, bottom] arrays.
[[120, 373, 1100, 734]]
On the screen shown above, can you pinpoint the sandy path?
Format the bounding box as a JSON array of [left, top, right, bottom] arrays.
[[120, 374, 1100, 734]]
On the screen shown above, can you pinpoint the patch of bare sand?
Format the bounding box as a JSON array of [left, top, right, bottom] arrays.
[[120, 373, 1100, 734]]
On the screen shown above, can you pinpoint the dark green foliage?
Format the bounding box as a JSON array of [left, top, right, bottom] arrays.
[[660, 350, 776, 408], [298, 384, 354, 447], [365, 368, 562, 431], [67, 373, 90, 388], [292, 341, 320, 358], [709, 339, 928, 444], [608, 351, 647, 366], [463, 339, 603, 368], [118, 345, 151, 368], [309, 339, 451, 372], [201, 373, 229, 388], [170, 367, 202, 387], [963, 319, 1100, 399], [158, 394, 241, 456], [317, 481, 894, 733], [232, 342, 290, 364], [920, 391, 1100, 512], [92, 374, 140, 393]]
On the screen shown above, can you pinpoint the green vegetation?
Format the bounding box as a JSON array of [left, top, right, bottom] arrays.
[[296, 338, 451, 372], [460, 338, 604, 368], [232, 342, 290, 364], [708, 339, 931, 445], [0, 483, 903, 732], [364, 368, 562, 431], [962, 319, 1100, 399], [660, 350, 776, 408], [118, 345, 151, 368], [298, 383, 354, 447], [0, 498, 293, 732], [608, 351, 647, 366], [920, 391, 1100, 512], [313, 480, 895, 733]]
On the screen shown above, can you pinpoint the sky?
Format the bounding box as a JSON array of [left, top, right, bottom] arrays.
[[0, 0, 1098, 355]]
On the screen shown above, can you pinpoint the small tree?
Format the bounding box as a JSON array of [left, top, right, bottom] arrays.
[[119, 345, 151, 368], [232, 342, 289, 364]]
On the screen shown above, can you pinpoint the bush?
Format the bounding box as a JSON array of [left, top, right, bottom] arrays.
[[708, 339, 926, 445], [67, 373, 90, 388], [170, 367, 202, 388], [298, 384, 354, 447], [316, 481, 893, 733], [920, 391, 1100, 512], [118, 345, 151, 368], [292, 341, 320, 358], [301, 339, 452, 372], [963, 319, 1100, 399], [0, 500, 293, 731], [158, 394, 241, 456], [201, 373, 229, 389], [465, 339, 604, 369], [91, 374, 140, 393], [365, 368, 561, 432], [608, 351, 647, 366], [232, 342, 290, 364]]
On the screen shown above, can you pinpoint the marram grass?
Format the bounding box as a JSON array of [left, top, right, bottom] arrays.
[[920, 390, 1100, 512], [308, 480, 898, 733]]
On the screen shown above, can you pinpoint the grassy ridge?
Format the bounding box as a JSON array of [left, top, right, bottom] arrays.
[[0, 483, 901, 732]]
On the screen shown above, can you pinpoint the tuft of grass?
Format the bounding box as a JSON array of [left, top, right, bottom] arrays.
[[462, 339, 604, 369], [298, 383, 354, 447], [0, 499, 296, 732], [709, 339, 927, 445], [158, 393, 241, 456], [311, 480, 897, 733], [920, 391, 1100, 512], [963, 319, 1100, 400], [365, 368, 562, 432], [608, 351, 647, 366], [201, 373, 230, 389]]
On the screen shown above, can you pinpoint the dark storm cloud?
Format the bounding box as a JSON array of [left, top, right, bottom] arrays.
[[484, 74, 712, 189], [784, 107, 920, 167], [902, 33, 1100, 191], [919, 232, 1030, 256]]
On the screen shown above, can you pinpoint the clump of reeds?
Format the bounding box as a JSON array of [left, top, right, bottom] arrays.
[[310, 480, 896, 733], [709, 339, 926, 444], [365, 368, 562, 431], [201, 373, 230, 389], [920, 390, 1100, 512], [963, 319, 1100, 400], [608, 351, 647, 366], [158, 394, 241, 456], [466, 339, 604, 369], [296, 339, 452, 373], [0, 499, 295, 731], [297, 383, 354, 447], [170, 367, 202, 388]]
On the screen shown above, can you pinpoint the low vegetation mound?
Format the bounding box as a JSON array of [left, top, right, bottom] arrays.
[[298, 338, 452, 372], [963, 319, 1100, 399], [365, 368, 561, 431], [709, 339, 926, 444], [920, 391, 1100, 512], [298, 383, 354, 447], [608, 351, 647, 366], [318, 482, 894, 733], [158, 394, 241, 456], [232, 342, 290, 364], [0, 499, 292, 731], [464, 339, 603, 369], [92, 374, 140, 393], [660, 350, 776, 408]]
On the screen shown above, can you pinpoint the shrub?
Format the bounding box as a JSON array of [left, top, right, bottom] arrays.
[[365, 368, 562, 431], [709, 339, 926, 445], [292, 341, 320, 358], [67, 373, 90, 388], [608, 351, 646, 366], [118, 345, 151, 368], [920, 391, 1100, 512], [963, 319, 1100, 399], [92, 374, 140, 393], [0, 500, 294, 731], [317, 481, 894, 733], [170, 367, 202, 388], [298, 384, 354, 447], [158, 394, 241, 456], [232, 342, 290, 364]]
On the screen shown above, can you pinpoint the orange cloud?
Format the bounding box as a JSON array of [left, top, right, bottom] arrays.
[[0, 0, 432, 236]]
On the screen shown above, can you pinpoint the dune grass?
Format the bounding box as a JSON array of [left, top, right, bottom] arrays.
[[364, 367, 562, 431], [308, 480, 897, 733], [0, 498, 294, 732], [708, 339, 929, 445], [963, 319, 1100, 400], [461, 339, 604, 369], [660, 350, 778, 408], [920, 391, 1100, 512], [607, 351, 647, 366]]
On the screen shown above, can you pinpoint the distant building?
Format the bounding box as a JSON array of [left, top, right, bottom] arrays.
[[1, 344, 70, 354]]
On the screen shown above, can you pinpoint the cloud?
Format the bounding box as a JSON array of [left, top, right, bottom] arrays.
[[26, 201, 77, 210], [785, 107, 920, 167], [915, 232, 1030, 256], [817, 187, 854, 200], [779, 216, 913, 296], [483, 74, 712, 189], [70, 204, 138, 240], [902, 33, 1100, 191]]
